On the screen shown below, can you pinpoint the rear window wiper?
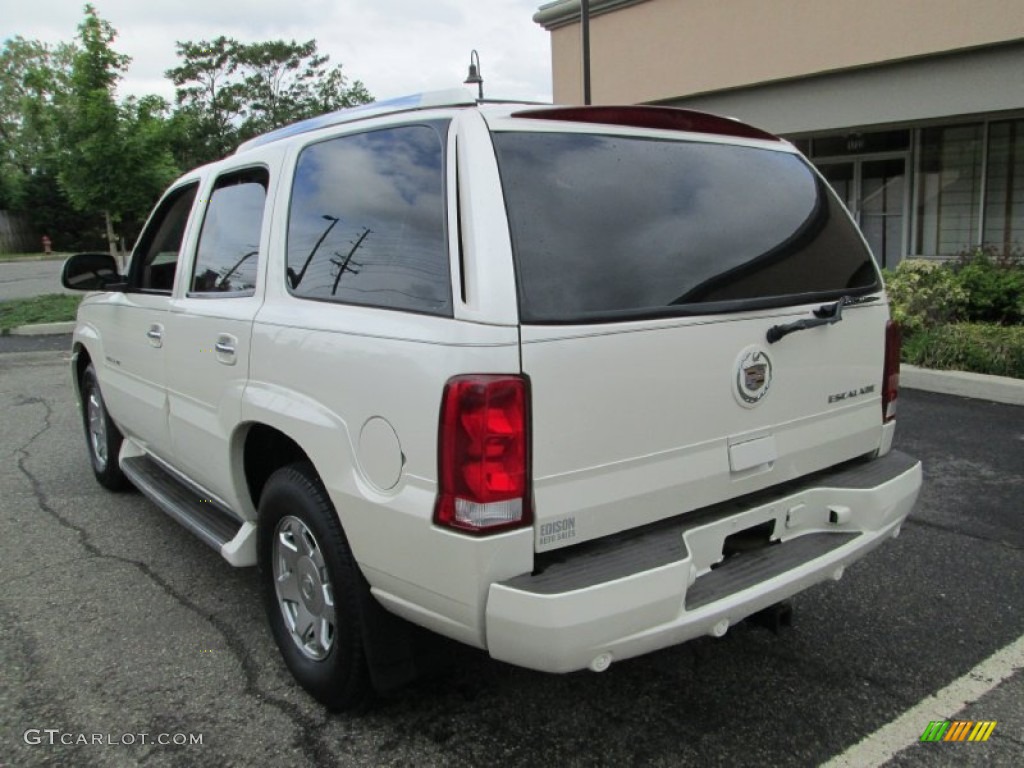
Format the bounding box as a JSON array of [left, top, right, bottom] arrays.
[[766, 295, 878, 344]]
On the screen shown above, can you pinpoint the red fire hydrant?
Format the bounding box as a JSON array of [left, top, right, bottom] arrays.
[[42, 235, 52, 255]]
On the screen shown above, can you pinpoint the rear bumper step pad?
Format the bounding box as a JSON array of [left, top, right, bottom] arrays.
[[685, 531, 857, 610]]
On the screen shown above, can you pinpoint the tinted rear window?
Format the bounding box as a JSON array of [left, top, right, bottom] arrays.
[[491, 132, 878, 323], [286, 122, 451, 316]]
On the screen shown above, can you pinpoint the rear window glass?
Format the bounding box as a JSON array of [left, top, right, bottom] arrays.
[[491, 132, 878, 323]]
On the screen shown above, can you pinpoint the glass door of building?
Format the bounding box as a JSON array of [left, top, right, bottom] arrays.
[[818, 156, 907, 268]]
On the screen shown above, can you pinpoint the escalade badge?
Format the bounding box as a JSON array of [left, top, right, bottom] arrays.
[[735, 346, 773, 407]]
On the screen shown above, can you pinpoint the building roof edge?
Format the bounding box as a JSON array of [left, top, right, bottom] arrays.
[[533, 0, 649, 31]]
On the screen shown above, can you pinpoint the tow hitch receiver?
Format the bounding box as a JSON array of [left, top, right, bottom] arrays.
[[748, 599, 794, 634]]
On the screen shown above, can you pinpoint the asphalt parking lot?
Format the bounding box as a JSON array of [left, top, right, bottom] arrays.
[[1, 345, 1021, 767]]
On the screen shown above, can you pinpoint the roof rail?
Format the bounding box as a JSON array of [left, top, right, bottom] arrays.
[[235, 88, 479, 153]]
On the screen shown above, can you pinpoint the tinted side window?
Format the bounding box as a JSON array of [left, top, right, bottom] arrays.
[[491, 132, 879, 323], [191, 168, 268, 294], [130, 183, 198, 293], [286, 123, 451, 316]]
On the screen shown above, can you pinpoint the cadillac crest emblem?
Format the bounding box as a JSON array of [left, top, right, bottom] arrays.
[[735, 346, 773, 406]]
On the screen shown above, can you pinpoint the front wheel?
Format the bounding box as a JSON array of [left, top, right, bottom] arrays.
[[80, 363, 129, 491], [258, 463, 372, 710]]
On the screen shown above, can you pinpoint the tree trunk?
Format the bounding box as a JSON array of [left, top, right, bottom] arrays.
[[103, 210, 121, 269]]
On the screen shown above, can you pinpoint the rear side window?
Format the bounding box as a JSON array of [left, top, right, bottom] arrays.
[[491, 132, 879, 323], [286, 122, 451, 316], [190, 168, 268, 295]]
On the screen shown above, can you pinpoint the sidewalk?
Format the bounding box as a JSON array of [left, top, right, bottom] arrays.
[[900, 365, 1024, 407]]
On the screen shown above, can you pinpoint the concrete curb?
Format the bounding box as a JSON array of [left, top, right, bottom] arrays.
[[6, 321, 76, 336], [901, 364, 1024, 406]]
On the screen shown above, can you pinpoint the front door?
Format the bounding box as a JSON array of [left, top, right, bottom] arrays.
[[98, 182, 199, 461], [819, 156, 907, 269]]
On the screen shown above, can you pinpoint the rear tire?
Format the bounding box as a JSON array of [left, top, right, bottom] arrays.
[[258, 463, 373, 710], [80, 363, 129, 491]]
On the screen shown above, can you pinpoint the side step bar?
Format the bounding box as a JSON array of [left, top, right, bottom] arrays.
[[122, 456, 243, 552]]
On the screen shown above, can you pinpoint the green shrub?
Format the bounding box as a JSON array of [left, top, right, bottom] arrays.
[[882, 259, 967, 335], [950, 246, 1024, 325], [902, 323, 1024, 378]]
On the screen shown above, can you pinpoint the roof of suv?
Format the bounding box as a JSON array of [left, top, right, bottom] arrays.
[[235, 88, 482, 153], [235, 87, 783, 154]]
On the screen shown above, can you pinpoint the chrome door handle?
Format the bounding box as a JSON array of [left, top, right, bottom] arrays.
[[146, 324, 163, 348], [215, 334, 239, 365]]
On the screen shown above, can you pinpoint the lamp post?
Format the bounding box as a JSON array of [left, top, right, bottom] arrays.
[[581, 0, 591, 105], [464, 50, 483, 100]]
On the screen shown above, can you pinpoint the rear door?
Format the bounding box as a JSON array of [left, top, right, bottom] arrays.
[[163, 166, 271, 502], [489, 125, 887, 550]]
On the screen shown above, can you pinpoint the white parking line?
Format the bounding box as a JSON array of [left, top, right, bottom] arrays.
[[822, 632, 1024, 767]]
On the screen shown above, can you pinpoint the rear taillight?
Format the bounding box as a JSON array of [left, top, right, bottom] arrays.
[[883, 320, 901, 423], [434, 375, 531, 534]]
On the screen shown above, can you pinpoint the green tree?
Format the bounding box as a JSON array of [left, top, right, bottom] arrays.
[[60, 4, 178, 259], [0, 36, 101, 249], [164, 36, 246, 165], [0, 37, 76, 205], [167, 37, 371, 165]]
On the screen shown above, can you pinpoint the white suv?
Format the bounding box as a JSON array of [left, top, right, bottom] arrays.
[[62, 89, 922, 709]]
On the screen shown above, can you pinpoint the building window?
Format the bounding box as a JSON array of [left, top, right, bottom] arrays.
[[916, 124, 984, 257], [984, 119, 1024, 254]]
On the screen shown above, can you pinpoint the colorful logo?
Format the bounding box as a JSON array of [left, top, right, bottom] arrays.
[[734, 346, 773, 407], [920, 721, 997, 742]]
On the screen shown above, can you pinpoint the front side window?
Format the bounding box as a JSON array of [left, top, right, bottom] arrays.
[[286, 122, 451, 316], [491, 132, 878, 324], [190, 168, 268, 294], [130, 183, 198, 292]]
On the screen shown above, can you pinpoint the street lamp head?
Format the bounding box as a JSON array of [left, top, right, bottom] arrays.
[[464, 50, 483, 100]]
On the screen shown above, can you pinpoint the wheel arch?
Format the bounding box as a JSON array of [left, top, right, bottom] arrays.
[[71, 341, 93, 402], [238, 422, 313, 513]]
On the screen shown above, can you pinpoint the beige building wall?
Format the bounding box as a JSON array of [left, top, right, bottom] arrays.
[[543, 0, 1024, 104]]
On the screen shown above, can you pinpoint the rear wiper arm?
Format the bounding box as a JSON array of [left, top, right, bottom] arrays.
[[766, 295, 876, 344]]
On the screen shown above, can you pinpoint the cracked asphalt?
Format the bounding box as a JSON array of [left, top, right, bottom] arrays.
[[1, 348, 1021, 767]]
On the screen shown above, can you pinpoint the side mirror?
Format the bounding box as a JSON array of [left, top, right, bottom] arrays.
[[61, 253, 126, 292]]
